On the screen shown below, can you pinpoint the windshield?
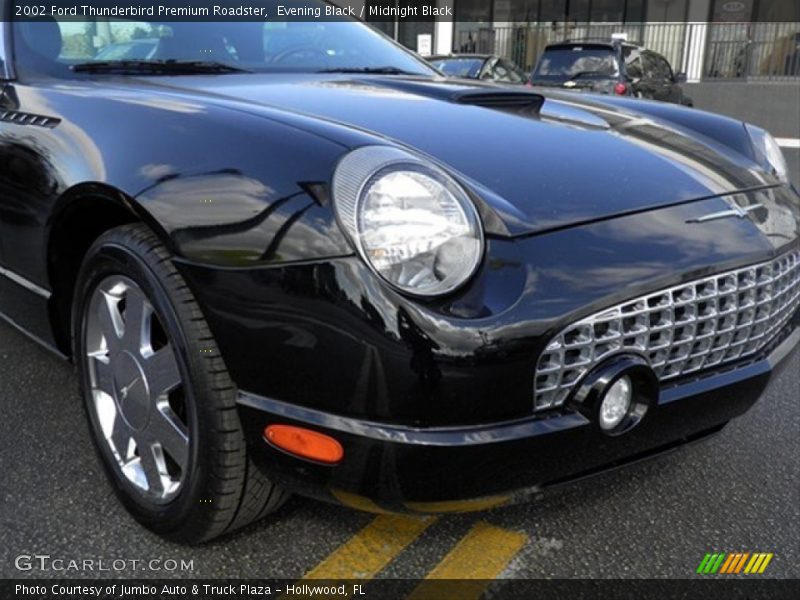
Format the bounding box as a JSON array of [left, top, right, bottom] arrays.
[[12, 10, 437, 77], [95, 40, 158, 61], [534, 47, 619, 78], [430, 58, 484, 78]]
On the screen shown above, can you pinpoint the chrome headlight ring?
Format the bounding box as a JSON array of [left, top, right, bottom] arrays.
[[332, 146, 484, 297]]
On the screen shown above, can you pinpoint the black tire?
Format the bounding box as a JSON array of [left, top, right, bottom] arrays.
[[72, 223, 288, 544]]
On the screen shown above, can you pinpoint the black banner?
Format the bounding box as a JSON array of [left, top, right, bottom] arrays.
[[9, 0, 800, 22], [3, 579, 800, 600]]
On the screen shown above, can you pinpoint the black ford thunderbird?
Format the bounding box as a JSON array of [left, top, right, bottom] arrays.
[[1, 8, 798, 543]]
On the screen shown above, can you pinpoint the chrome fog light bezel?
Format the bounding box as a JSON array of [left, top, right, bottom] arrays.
[[569, 355, 658, 437]]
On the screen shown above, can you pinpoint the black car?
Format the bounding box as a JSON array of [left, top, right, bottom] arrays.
[[429, 54, 530, 85], [532, 39, 693, 105], [1, 8, 798, 544]]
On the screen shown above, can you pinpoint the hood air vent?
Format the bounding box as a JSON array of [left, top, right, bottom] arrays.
[[454, 91, 545, 116]]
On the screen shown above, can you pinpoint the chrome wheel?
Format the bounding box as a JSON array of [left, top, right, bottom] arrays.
[[84, 275, 188, 504]]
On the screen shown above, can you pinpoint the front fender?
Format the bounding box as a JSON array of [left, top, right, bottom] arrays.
[[6, 80, 354, 269]]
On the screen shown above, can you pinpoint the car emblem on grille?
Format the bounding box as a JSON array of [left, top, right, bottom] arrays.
[[686, 199, 764, 223]]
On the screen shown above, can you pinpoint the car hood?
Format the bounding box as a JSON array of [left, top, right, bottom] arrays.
[[132, 74, 771, 235]]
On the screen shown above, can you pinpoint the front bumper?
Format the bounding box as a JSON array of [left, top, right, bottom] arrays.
[[238, 323, 798, 512]]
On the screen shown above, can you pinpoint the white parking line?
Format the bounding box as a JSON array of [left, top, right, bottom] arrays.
[[775, 138, 800, 149]]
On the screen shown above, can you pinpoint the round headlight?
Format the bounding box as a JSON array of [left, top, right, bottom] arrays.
[[746, 124, 789, 183], [332, 147, 483, 296]]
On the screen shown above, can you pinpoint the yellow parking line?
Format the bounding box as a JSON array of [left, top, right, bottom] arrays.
[[302, 514, 435, 580], [406, 522, 528, 600], [331, 489, 393, 514]]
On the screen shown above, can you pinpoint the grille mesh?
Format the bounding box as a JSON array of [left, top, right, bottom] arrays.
[[534, 248, 800, 411]]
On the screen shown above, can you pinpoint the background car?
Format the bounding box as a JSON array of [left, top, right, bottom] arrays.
[[429, 54, 531, 84], [531, 39, 693, 105]]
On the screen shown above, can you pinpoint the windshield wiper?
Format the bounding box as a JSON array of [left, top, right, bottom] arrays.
[[71, 60, 251, 74], [316, 66, 416, 75]]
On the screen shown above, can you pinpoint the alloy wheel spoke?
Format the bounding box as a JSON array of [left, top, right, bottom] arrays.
[[91, 355, 116, 396], [136, 437, 167, 497], [98, 290, 124, 355], [122, 285, 151, 353], [110, 413, 133, 459], [147, 405, 189, 471], [144, 346, 182, 398]]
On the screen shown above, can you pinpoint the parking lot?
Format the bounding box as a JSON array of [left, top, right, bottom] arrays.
[[1, 298, 798, 584]]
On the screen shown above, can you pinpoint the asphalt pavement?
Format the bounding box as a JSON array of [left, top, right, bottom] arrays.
[[0, 313, 798, 582]]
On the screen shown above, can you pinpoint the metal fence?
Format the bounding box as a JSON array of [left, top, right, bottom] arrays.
[[457, 22, 800, 81], [705, 22, 800, 79]]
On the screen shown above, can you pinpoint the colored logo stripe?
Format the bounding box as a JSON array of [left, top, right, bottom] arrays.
[[718, 553, 737, 574], [698, 552, 774, 575], [697, 553, 726, 574]]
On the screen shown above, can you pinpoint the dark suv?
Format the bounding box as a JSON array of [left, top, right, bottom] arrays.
[[531, 40, 692, 106]]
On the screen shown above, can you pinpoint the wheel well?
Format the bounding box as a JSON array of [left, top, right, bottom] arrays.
[[48, 194, 138, 356]]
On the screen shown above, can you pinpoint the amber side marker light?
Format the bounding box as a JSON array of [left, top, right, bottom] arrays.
[[264, 424, 344, 464]]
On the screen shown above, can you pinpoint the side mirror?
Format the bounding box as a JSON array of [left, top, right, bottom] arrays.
[[674, 72, 687, 84]]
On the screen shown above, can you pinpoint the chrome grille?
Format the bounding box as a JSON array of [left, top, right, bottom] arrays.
[[534, 248, 800, 411]]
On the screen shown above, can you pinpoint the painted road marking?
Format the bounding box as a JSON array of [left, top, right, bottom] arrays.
[[775, 138, 800, 149], [406, 522, 528, 600], [300, 514, 435, 580]]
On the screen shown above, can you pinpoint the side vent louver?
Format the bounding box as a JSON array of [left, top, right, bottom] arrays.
[[0, 110, 60, 128]]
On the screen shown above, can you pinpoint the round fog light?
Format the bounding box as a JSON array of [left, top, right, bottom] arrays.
[[599, 376, 632, 431], [569, 355, 656, 436]]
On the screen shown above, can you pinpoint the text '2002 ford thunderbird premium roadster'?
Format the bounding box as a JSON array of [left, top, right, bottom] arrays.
[[0, 3, 798, 543]]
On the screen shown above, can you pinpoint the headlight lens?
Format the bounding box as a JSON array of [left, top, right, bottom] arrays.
[[332, 147, 483, 296], [746, 124, 789, 183]]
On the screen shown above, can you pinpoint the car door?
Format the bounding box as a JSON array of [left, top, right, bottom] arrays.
[[638, 51, 660, 99], [622, 46, 644, 97], [0, 17, 67, 344], [0, 18, 11, 265], [490, 59, 512, 83], [496, 59, 528, 84], [478, 57, 498, 81], [648, 53, 677, 103], [654, 53, 684, 104]]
